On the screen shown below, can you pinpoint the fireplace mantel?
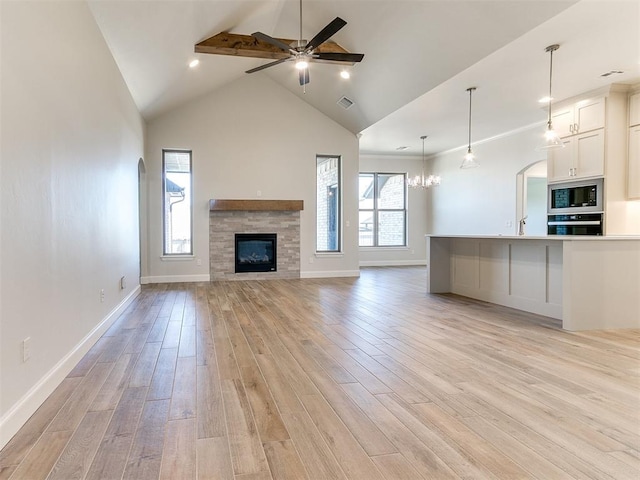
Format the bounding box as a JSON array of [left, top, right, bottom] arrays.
[[209, 199, 303, 211]]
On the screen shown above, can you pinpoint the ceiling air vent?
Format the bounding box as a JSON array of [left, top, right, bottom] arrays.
[[337, 96, 354, 109]]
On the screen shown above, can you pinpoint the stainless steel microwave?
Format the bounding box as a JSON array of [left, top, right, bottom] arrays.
[[547, 178, 603, 214]]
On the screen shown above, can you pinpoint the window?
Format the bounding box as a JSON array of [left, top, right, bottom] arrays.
[[316, 155, 341, 252], [163, 150, 192, 255], [359, 173, 407, 247]]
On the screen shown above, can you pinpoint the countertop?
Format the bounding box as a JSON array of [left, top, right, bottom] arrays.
[[426, 234, 640, 241]]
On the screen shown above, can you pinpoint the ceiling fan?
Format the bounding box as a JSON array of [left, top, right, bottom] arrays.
[[195, 0, 364, 86]]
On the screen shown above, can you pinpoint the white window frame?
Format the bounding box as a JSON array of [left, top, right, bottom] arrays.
[[316, 155, 342, 253], [359, 172, 407, 248], [162, 149, 193, 256]]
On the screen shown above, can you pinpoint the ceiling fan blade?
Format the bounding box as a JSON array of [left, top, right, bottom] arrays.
[[251, 32, 295, 53], [246, 57, 290, 74], [314, 52, 364, 63], [299, 68, 310, 86], [304, 17, 347, 51]]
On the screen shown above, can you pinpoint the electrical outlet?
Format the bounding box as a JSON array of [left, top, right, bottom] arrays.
[[506, 220, 513, 227], [411, 249, 415, 254], [196, 258, 202, 266], [120, 276, 126, 290], [346, 220, 350, 227], [100, 289, 105, 303], [309, 257, 314, 264], [22, 337, 31, 362]]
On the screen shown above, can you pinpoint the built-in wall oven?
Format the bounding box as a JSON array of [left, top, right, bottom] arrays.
[[547, 178, 604, 235], [547, 213, 603, 236]]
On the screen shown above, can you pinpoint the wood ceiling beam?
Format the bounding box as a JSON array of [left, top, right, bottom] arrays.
[[195, 31, 354, 64]]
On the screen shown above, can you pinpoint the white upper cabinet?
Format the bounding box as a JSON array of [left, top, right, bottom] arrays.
[[547, 137, 574, 182], [551, 107, 574, 138], [551, 97, 605, 138], [574, 130, 606, 179], [548, 96, 606, 183], [548, 130, 605, 182]]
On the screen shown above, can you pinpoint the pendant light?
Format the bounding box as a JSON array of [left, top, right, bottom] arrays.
[[408, 136, 440, 189], [460, 87, 479, 169], [539, 44, 564, 150]]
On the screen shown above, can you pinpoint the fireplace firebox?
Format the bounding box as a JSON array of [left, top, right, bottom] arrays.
[[235, 233, 277, 273]]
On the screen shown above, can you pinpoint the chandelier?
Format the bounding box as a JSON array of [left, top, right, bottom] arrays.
[[408, 135, 441, 189]]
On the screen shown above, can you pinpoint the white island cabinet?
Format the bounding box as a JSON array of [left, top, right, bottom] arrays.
[[426, 235, 640, 331]]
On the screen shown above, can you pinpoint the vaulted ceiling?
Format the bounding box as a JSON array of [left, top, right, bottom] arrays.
[[87, 0, 640, 156]]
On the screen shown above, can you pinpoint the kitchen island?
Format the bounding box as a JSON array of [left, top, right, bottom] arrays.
[[426, 235, 640, 331]]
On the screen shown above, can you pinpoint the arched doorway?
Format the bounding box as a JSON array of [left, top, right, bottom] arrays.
[[516, 160, 547, 236]]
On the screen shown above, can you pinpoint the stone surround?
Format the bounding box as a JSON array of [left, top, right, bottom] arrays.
[[209, 210, 300, 281]]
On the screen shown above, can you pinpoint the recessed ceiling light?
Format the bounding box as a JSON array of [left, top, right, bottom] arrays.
[[538, 96, 553, 103], [189, 59, 200, 68], [340, 70, 350, 79], [396, 146, 409, 151]]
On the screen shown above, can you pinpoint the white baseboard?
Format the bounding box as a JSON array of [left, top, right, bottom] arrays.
[[0, 286, 141, 449], [140, 274, 210, 284], [300, 270, 361, 279], [359, 260, 427, 267]]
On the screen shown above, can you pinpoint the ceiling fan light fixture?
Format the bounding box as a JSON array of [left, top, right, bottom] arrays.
[[188, 59, 200, 68], [237, 0, 363, 87], [295, 57, 309, 70]]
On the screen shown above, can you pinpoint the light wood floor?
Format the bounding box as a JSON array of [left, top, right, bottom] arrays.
[[1, 267, 639, 479]]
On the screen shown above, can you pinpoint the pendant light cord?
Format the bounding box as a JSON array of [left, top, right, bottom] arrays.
[[421, 135, 427, 178], [548, 48, 553, 127], [467, 87, 476, 151], [545, 44, 560, 129]]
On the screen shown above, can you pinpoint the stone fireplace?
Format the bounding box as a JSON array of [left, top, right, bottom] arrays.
[[209, 199, 303, 281]]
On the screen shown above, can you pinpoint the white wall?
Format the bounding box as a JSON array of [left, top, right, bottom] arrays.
[[359, 154, 428, 266], [525, 176, 548, 236], [144, 74, 360, 281], [428, 127, 547, 235], [0, 1, 144, 447]]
